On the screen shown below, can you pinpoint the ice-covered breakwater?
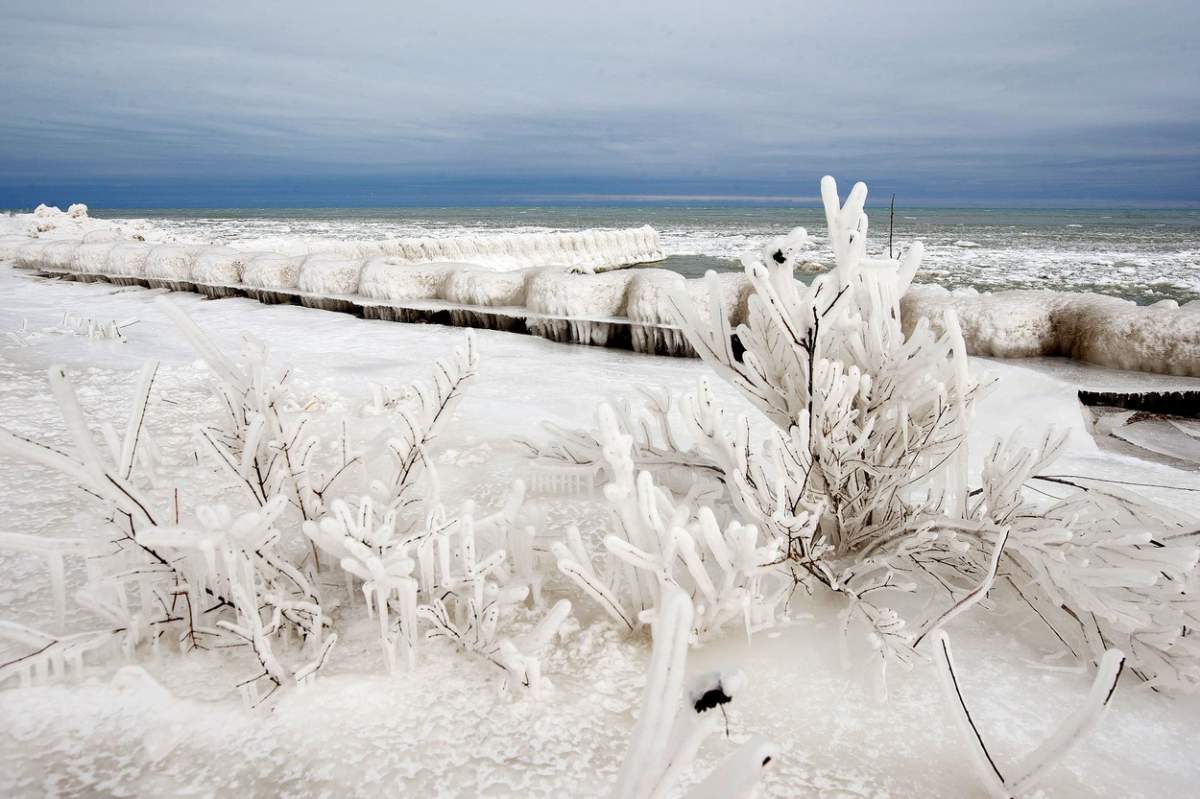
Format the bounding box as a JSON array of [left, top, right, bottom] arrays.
[[4, 226, 1200, 376], [904, 284, 1200, 377]]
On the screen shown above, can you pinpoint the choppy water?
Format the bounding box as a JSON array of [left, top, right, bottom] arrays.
[[90, 206, 1200, 303]]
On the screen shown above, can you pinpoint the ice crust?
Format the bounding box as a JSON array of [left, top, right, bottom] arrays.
[[904, 285, 1200, 376], [296, 253, 365, 296], [190, 247, 256, 290], [219, 225, 663, 271], [242, 253, 305, 290], [144, 244, 202, 287]]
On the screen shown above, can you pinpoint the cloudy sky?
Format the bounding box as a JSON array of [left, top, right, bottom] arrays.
[[1, 0, 1196, 206]]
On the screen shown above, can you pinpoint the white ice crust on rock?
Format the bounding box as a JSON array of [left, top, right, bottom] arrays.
[[220, 225, 663, 272], [190, 247, 256, 287], [72, 241, 119, 275], [526, 269, 636, 320], [296, 254, 365, 296], [144, 244, 202, 285], [242, 253, 305, 290], [904, 284, 1200, 376], [358, 258, 459, 300], [105, 242, 153, 279], [41, 239, 82, 272], [442, 267, 532, 307]]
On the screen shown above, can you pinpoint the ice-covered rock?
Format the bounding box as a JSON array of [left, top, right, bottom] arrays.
[[904, 285, 1200, 376], [358, 258, 458, 301], [104, 241, 154, 284], [190, 247, 257, 297], [67, 203, 89, 219], [626, 271, 753, 355], [13, 240, 51, 268], [526, 268, 638, 345], [296, 254, 365, 296], [242, 253, 304, 290], [442, 267, 531, 307], [42, 239, 82, 272], [72, 241, 120, 279], [144, 244, 202, 289]]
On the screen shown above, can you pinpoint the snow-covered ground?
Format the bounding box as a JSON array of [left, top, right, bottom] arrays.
[[2, 263, 1199, 797]]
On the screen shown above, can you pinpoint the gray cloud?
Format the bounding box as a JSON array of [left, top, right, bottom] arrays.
[[0, 0, 1197, 203]]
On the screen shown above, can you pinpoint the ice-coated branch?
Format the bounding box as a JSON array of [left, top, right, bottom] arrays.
[[610, 586, 776, 799], [933, 630, 1125, 798]]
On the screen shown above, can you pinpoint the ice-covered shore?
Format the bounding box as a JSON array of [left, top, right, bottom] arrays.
[[1, 266, 1198, 798], [5, 204, 1200, 376]]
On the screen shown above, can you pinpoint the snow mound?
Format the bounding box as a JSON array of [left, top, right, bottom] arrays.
[[296, 254, 365, 296], [904, 285, 1200, 376], [626, 271, 752, 355], [526, 269, 636, 319]]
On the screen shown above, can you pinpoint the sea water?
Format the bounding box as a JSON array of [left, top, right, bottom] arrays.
[[88, 206, 1200, 303]]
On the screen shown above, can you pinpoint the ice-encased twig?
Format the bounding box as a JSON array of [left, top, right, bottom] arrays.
[[933, 630, 1125, 798]]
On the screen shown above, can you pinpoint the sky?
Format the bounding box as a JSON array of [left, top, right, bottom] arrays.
[[1, 0, 1197, 208]]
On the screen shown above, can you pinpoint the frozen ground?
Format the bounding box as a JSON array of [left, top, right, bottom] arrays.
[[2, 265, 1200, 797]]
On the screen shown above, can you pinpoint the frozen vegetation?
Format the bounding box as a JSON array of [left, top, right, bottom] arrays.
[[1, 182, 1200, 797]]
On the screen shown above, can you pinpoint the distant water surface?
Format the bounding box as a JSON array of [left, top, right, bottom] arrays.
[[88, 206, 1200, 303]]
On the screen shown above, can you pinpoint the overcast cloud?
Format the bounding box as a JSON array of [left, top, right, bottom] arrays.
[[1, 0, 1197, 205]]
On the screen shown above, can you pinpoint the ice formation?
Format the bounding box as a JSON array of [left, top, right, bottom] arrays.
[[190, 247, 257, 297], [904, 285, 1200, 376], [144, 244, 201, 290], [526, 176, 1200, 697], [10, 213, 1197, 375], [105, 241, 153, 285], [296, 253, 364, 296], [358, 258, 458, 301]]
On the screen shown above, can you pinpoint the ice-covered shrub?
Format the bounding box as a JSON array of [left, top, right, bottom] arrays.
[[0, 298, 570, 702], [610, 585, 775, 799], [525, 176, 1200, 693], [553, 404, 787, 641]]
